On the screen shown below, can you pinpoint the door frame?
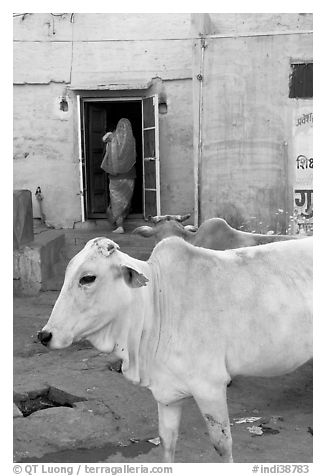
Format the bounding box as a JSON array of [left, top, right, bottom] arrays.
[[78, 96, 145, 221], [76, 95, 85, 221], [78, 95, 161, 221]]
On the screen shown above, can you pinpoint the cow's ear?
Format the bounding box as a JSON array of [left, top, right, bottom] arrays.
[[121, 265, 149, 288], [184, 224, 198, 232], [132, 226, 155, 238]]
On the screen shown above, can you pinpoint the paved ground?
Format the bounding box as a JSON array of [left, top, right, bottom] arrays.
[[13, 222, 313, 463]]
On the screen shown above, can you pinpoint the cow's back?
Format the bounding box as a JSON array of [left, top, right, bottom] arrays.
[[190, 218, 299, 250], [190, 218, 243, 249]]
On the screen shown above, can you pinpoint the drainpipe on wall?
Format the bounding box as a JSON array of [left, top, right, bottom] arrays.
[[195, 37, 207, 226], [282, 141, 290, 234]]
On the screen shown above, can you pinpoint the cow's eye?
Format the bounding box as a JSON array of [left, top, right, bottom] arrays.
[[79, 275, 96, 286]]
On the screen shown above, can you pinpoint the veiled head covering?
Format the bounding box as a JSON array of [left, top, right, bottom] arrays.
[[101, 118, 136, 176]]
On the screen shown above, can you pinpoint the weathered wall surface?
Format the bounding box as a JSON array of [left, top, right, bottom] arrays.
[[192, 13, 312, 231], [13, 13, 194, 227], [14, 13, 313, 230], [198, 13, 312, 36], [158, 79, 194, 215], [13, 83, 80, 227]]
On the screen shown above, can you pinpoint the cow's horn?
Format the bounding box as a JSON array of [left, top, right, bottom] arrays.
[[178, 213, 191, 222]]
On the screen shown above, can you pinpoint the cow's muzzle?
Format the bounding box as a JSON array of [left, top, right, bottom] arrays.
[[37, 330, 53, 346]]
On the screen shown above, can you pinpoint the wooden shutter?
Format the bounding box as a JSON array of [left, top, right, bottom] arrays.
[[142, 95, 160, 217]]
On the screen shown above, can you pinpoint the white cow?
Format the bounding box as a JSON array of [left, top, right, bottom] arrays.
[[38, 236, 312, 463]]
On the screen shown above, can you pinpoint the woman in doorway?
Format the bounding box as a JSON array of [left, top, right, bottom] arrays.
[[101, 118, 136, 234]]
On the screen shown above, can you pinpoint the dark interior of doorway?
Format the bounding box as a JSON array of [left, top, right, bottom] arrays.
[[85, 100, 143, 219]]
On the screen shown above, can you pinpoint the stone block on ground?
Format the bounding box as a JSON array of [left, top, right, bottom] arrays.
[[13, 230, 66, 295], [13, 190, 34, 249]]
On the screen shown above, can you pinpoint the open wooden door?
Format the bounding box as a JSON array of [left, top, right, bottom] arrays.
[[85, 104, 109, 218], [142, 95, 160, 217]]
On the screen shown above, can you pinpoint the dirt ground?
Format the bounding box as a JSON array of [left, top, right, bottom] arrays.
[[13, 290, 313, 464]]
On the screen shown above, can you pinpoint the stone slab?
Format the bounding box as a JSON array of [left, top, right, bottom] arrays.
[[13, 190, 34, 249], [13, 230, 66, 295]]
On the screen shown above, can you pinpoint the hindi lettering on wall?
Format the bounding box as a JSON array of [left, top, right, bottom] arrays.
[[292, 108, 313, 235]]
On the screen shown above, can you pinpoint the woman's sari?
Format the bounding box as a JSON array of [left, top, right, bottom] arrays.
[[101, 118, 136, 175], [106, 176, 135, 224], [101, 119, 137, 225]]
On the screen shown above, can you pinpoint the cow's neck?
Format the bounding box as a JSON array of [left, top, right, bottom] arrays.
[[89, 259, 175, 390], [108, 266, 161, 388], [137, 263, 163, 386]]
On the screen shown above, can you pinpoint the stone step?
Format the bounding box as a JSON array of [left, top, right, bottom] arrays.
[[61, 218, 155, 262], [63, 232, 155, 262]]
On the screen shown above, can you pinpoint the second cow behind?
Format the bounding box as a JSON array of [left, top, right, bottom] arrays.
[[133, 214, 300, 250]]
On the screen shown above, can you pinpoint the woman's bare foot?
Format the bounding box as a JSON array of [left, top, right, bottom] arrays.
[[112, 226, 124, 234]]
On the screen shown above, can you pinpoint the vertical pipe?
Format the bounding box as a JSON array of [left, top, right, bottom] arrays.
[[195, 37, 207, 226], [282, 140, 290, 234]]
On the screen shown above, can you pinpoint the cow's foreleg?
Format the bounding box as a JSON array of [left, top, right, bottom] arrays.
[[157, 401, 183, 463], [194, 386, 233, 463]]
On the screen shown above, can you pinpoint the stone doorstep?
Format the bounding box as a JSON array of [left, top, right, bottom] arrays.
[[13, 230, 66, 296], [62, 226, 155, 262], [72, 216, 148, 232]]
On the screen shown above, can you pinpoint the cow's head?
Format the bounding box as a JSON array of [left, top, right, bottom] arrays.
[[133, 214, 197, 243], [38, 238, 149, 360]]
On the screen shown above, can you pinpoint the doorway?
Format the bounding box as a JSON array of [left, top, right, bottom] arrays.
[[83, 100, 143, 219], [79, 95, 160, 220]]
